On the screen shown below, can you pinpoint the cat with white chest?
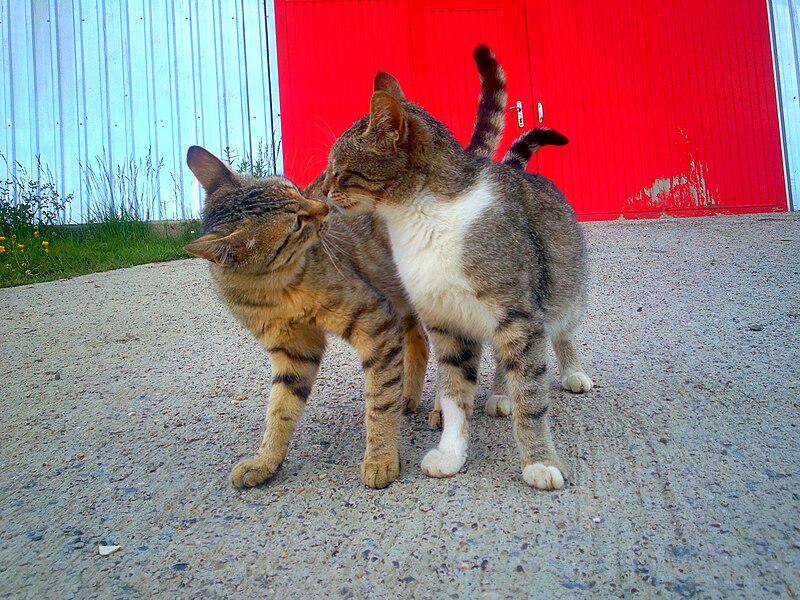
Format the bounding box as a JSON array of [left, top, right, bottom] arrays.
[[323, 53, 592, 490]]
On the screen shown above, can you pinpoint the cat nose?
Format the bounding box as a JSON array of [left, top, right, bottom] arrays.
[[309, 198, 329, 217]]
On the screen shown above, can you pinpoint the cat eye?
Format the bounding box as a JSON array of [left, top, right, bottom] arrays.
[[294, 214, 310, 231]]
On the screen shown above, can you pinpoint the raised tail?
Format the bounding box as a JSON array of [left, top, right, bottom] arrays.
[[465, 45, 508, 158], [502, 128, 568, 171]]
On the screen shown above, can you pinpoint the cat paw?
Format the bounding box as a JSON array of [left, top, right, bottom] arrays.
[[403, 396, 419, 413], [485, 394, 512, 417], [421, 448, 466, 478], [562, 371, 593, 393], [522, 463, 565, 490], [428, 409, 442, 430], [361, 455, 400, 489], [229, 458, 278, 488]]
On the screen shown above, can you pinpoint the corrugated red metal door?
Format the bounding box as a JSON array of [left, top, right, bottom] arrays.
[[274, 1, 412, 185], [274, 0, 533, 185], [276, 1, 787, 217], [409, 0, 534, 161], [526, 0, 788, 218]]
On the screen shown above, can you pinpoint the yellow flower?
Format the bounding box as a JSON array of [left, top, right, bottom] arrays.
[[34, 230, 39, 236], [17, 243, 24, 249], [44, 248, 49, 253], [0, 246, 5, 253], [41, 241, 49, 247], [0, 236, 5, 241]]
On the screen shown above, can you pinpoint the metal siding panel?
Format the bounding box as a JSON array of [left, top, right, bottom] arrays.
[[769, 0, 799, 209], [32, 0, 56, 186], [127, 0, 156, 199], [1, 0, 281, 222], [8, 1, 35, 176], [103, 0, 128, 164], [243, 0, 269, 163], [264, 0, 283, 172], [0, 1, 13, 168]]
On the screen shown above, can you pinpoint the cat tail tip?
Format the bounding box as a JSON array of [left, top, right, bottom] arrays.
[[502, 128, 569, 171], [535, 128, 569, 147], [473, 45, 505, 82]]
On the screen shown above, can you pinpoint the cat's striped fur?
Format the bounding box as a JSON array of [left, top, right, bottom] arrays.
[[183, 47, 507, 489], [324, 47, 592, 491], [502, 128, 568, 171]]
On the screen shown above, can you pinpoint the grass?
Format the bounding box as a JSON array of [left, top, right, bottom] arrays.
[[0, 220, 200, 288], [1, 141, 278, 289]]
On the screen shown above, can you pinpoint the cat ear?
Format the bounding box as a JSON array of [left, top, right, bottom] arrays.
[[183, 231, 251, 266], [374, 72, 407, 102], [367, 91, 405, 152], [186, 146, 237, 194]]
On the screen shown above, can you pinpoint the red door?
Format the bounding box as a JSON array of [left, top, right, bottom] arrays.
[[275, 0, 534, 186], [274, 1, 412, 185], [409, 0, 534, 162], [275, 1, 788, 217], [526, 0, 788, 219]]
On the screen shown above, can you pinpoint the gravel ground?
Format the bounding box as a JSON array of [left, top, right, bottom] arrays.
[[1, 213, 798, 599]]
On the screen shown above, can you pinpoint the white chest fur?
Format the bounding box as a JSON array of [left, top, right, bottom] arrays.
[[379, 180, 498, 340]]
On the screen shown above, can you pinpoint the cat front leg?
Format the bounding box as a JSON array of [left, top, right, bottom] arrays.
[[229, 330, 326, 488], [348, 310, 407, 489], [318, 295, 405, 488], [493, 317, 568, 491], [421, 328, 481, 478]]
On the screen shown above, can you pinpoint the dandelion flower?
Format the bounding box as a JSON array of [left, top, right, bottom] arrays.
[[41, 241, 49, 247], [17, 243, 24, 249], [0, 246, 5, 253], [0, 236, 5, 241], [34, 230, 39, 236], [44, 248, 49, 254]]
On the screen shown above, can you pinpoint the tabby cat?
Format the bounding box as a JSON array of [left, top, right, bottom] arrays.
[[323, 57, 592, 491], [183, 46, 507, 489]]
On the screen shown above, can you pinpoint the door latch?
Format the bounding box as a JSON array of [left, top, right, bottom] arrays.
[[509, 101, 524, 128]]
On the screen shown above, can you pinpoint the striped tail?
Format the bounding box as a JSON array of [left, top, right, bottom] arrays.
[[465, 45, 508, 158], [502, 128, 568, 171]]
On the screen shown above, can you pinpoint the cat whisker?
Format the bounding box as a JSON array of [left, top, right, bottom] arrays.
[[322, 235, 356, 260], [320, 238, 346, 278]]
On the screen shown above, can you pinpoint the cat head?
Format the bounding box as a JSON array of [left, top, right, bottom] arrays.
[[183, 145, 329, 274], [324, 73, 449, 214]]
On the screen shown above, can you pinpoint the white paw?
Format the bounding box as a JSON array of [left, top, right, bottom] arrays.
[[522, 463, 565, 490], [562, 371, 593, 393], [421, 448, 466, 478], [485, 394, 512, 417]]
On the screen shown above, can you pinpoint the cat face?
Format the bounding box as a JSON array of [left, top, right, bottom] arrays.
[[325, 76, 432, 214], [184, 146, 329, 274]]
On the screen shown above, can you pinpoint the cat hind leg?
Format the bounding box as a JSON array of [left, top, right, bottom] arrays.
[[547, 311, 593, 393], [494, 319, 568, 491], [401, 314, 429, 413], [484, 348, 512, 417]]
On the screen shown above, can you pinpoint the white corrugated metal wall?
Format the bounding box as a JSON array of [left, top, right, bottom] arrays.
[[0, 0, 282, 222], [769, 0, 799, 210]]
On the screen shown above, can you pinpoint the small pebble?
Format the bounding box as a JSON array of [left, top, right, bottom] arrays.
[[749, 324, 765, 331]]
